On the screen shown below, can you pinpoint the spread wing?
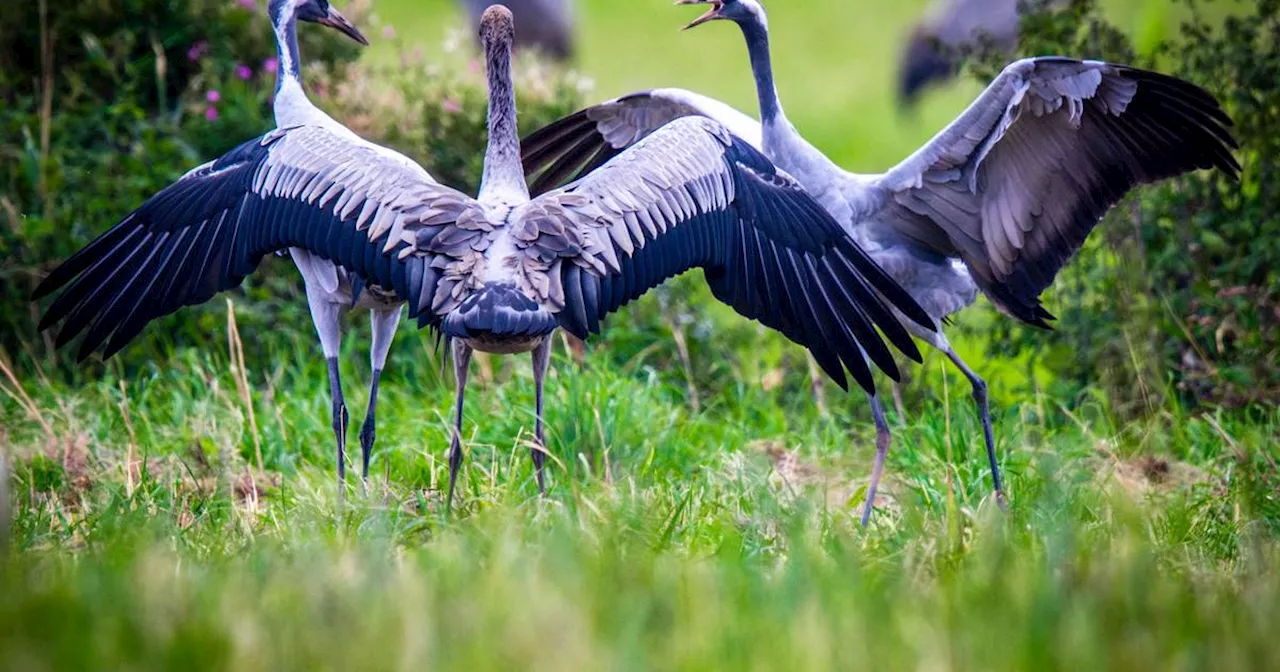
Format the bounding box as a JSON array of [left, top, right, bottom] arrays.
[[871, 57, 1238, 326], [519, 116, 933, 394], [33, 125, 478, 359], [521, 88, 762, 195]]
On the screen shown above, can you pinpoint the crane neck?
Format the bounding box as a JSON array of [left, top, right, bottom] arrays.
[[271, 6, 312, 123], [478, 36, 529, 203], [740, 17, 784, 126]]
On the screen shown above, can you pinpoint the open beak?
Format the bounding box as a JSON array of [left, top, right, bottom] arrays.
[[676, 0, 725, 31], [316, 6, 369, 46]]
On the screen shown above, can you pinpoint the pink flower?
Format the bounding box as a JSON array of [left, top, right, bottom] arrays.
[[236, 0, 255, 8], [262, 57, 279, 74], [235, 64, 253, 80], [467, 59, 480, 74], [382, 25, 396, 39], [206, 89, 221, 103], [442, 98, 462, 114], [205, 106, 219, 121], [187, 40, 208, 61]]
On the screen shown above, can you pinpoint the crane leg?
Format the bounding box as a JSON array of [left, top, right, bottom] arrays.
[[359, 369, 381, 487], [446, 339, 473, 513], [860, 393, 892, 526], [360, 306, 403, 485], [301, 281, 348, 497], [943, 347, 1006, 509], [326, 357, 349, 490], [530, 336, 553, 495]]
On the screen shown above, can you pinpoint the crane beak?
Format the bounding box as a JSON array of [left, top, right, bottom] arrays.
[[676, 0, 725, 31], [316, 6, 369, 46]]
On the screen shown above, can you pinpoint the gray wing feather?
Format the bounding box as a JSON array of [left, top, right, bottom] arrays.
[[871, 57, 1238, 325], [33, 126, 481, 357], [517, 116, 934, 394], [522, 88, 762, 195]]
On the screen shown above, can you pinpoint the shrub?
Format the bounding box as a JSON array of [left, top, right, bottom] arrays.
[[957, 0, 1278, 415]]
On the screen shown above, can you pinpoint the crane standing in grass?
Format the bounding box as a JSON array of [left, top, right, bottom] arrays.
[[35, 0, 416, 491], [33, 3, 936, 508], [521, 0, 1238, 522], [423, 4, 935, 505]]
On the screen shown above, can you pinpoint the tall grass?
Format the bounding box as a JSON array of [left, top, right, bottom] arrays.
[[2, 295, 1278, 668]]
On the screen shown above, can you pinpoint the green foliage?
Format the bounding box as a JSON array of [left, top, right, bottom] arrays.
[[962, 0, 1279, 415]]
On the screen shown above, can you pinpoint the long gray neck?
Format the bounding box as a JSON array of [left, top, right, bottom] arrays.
[[273, 8, 304, 94], [736, 12, 839, 184], [478, 38, 529, 202], [271, 6, 315, 124], [740, 17, 783, 125]]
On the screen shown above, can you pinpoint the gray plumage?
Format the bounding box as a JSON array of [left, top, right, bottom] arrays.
[[265, 0, 407, 489], [34, 0, 420, 491], [522, 0, 1238, 522], [33, 3, 935, 508], [459, 0, 575, 60], [900, 0, 1067, 104]]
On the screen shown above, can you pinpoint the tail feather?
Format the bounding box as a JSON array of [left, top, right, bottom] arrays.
[[441, 283, 559, 340]]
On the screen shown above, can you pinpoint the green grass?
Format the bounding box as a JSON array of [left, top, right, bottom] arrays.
[[2, 290, 1279, 669], [3, 0, 1278, 668]]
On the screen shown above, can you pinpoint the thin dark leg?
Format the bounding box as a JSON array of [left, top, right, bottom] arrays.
[[531, 336, 553, 495], [446, 340, 472, 513], [359, 369, 382, 484], [327, 357, 349, 492], [362, 305, 402, 488], [861, 393, 892, 526], [944, 347, 1006, 509]]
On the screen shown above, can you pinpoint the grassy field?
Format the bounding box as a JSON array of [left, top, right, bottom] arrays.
[[3, 320, 1279, 668], [3, 0, 1279, 669]]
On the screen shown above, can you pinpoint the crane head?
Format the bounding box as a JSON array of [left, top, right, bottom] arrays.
[[676, 0, 766, 31], [288, 0, 369, 46], [480, 4, 517, 47]]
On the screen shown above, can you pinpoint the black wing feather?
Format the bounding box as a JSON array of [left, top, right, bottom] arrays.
[[553, 129, 934, 395], [33, 131, 439, 360]]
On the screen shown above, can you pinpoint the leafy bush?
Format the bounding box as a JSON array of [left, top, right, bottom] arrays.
[[1, 2, 584, 372], [958, 0, 1278, 415]]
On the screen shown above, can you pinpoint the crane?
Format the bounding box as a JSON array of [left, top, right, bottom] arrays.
[[521, 0, 1238, 522], [46, 0, 414, 491]]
